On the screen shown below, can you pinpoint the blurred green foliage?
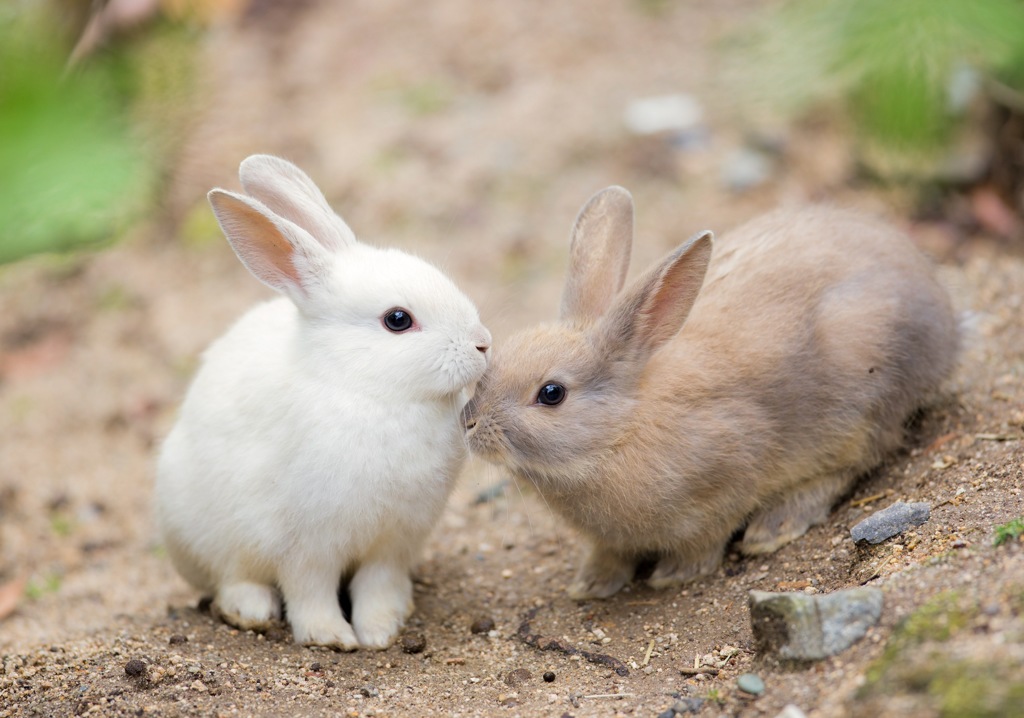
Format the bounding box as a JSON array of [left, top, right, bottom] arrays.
[[0, 6, 182, 265], [994, 517, 1024, 546], [732, 0, 1024, 167]]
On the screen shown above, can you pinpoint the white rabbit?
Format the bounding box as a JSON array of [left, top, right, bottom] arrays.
[[156, 155, 491, 649]]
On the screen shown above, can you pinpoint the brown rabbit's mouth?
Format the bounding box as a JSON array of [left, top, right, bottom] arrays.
[[464, 422, 499, 461], [463, 410, 510, 466]]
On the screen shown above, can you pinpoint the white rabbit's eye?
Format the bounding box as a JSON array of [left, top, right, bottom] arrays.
[[537, 383, 566, 406], [382, 308, 415, 333]]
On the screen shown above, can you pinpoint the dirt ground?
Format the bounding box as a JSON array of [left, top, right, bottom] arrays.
[[2, 2, 1024, 716]]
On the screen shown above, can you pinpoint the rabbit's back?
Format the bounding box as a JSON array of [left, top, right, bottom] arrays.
[[651, 207, 957, 486]]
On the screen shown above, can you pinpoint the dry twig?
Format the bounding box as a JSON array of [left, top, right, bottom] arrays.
[[517, 606, 629, 676]]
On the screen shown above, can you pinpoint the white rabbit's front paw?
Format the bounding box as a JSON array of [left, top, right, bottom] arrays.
[[291, 615, 359, 652], [350, 562, 414, 650], [352, 602, 410, 649], [213, 582, 282, 631]]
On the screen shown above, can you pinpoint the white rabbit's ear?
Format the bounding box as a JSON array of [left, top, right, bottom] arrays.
[[237, 154, 356, 250], [560, 186, 634, 323], [600, 230, 713, 358], [208, 188, 331, 300]]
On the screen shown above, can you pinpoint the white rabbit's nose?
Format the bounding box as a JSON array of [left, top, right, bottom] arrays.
[[473, 326, 492, 354]]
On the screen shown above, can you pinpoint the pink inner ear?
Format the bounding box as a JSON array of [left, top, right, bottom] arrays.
[[638, 238, 711, 350], [643, 267, 701, 344], [229, 198, 302, 289]]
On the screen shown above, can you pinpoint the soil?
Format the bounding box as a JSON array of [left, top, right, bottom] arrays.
[[2, 2, 1023, 717]]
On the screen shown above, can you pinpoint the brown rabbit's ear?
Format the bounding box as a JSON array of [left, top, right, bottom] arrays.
[[599, 230, 713, 358], [208, 188, 330, 301], [238, 154, 356, 250], [560, 186, 635, 323]]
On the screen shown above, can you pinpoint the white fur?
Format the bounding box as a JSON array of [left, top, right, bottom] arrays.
[[156, 155, 490, 650]]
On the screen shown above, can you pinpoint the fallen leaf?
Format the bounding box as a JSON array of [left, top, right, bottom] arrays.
[[0, 576, 27, 621], [924, 432, 958, 453], [970, 185, 1021, 239], [0, 329, 73, 382]]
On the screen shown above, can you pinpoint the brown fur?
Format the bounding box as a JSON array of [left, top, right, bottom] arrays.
[[465, 191, 959, 599]]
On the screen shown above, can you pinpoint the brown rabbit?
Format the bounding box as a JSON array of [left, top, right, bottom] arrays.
[[464, 189, 958, 599]]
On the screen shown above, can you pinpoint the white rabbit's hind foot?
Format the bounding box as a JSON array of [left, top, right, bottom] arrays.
[[568, 547, 634, 600], [350, 563, 414, 650], [212, 582, 282, 632]]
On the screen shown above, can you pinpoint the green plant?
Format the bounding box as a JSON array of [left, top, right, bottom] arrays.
[[25, 572, 62, 600], [729, 0, 1024, 170], [994, 517, 1024, 546], [0, 2, 201, 266]]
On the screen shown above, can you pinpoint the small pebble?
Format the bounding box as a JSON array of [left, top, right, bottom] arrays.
[[674, 697, 705, 713], [359, 685, 379, 697], [264, 627, 289, 643], [310, 662, 322, 672], [657, 710, 675, 718], [737, 673, 765, 695], [721, 147, 773, 192], [124, 659, 146, 677], [543, 671, 556, 683], [505, 668, 532, 687], [400, 634, 426, 654], [470, 617, 495, 635], [168, 634, 187, 645]]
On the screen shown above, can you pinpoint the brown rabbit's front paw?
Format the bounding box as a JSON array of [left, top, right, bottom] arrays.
[[568, 551, 634, 600], [647, 548, 723, 590]]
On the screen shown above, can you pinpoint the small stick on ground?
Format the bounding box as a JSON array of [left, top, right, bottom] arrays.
[[642, 639, 655, 667], [517, 606, 630, 676], [863, 554, 896, 583], [680, 666, 720, 676], [582, 693, 635, 699], [851, 492, 887, 508]]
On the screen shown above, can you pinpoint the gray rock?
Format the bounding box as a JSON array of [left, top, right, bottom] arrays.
[[749, 587, 883, 660], [851, 501, 930, 545], [737, 673, 765, 695]]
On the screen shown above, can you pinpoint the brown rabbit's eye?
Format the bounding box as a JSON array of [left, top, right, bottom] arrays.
[[383, 308, 415, 333], [537, 383, 566, 406]]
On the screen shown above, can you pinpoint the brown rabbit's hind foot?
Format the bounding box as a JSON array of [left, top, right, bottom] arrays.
[[646, 544, 724, 590], [739, 474, 854, 556], [568, 548, 635, 600], [212, 581, 283, 632]]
